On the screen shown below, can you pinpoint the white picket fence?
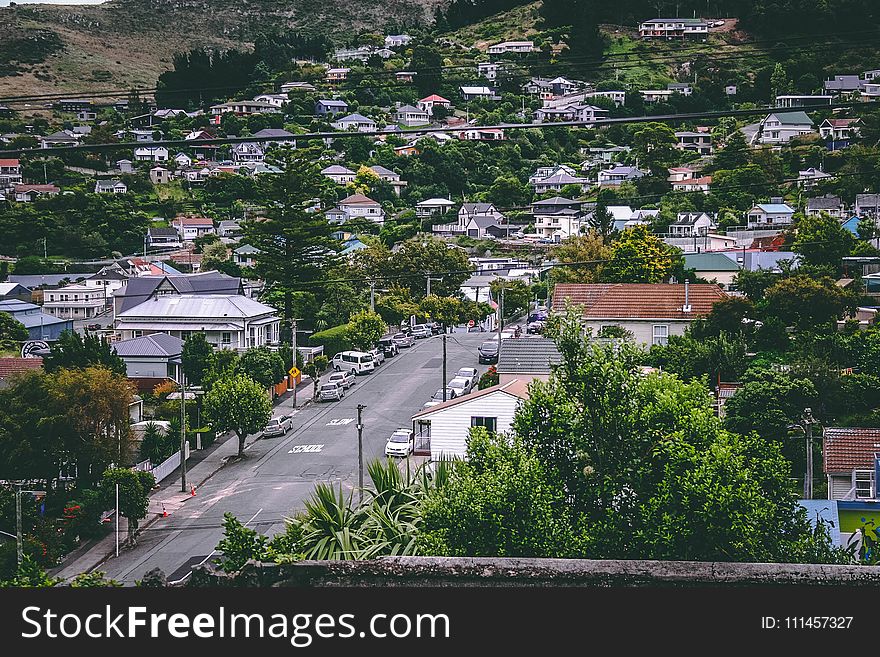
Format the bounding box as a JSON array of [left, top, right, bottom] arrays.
[[132, 443, 191, 484]]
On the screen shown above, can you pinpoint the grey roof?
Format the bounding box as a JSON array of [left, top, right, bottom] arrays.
[[116, 294, 278, 320], [532, 196, 579, 206], [768, 111, 813, 125], [0, 282, 29, 296], [115, 272, 243, 313], [336, 113, 374, 124], [807, 195, 843, 210], [468, 215, 502, 229], [0, 299, 69, 329], [683, 252, 740, 272], [9, 274, 89, 289], [251, 128, 295, 138], [113, 333, 184, 358], [369, 165, 398, 177], [462, 202, 495, 214], [322, 165, 355, 175], [148, 227, 179, 237], [233, 244, 260, 255], [317, 99, 349, 107], [396, 104, 425, 114], [496, 337, 562, 374], [718, 251, 800, 272]]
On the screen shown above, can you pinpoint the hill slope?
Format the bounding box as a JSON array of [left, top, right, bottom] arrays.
[[0, 0, 445, 98]]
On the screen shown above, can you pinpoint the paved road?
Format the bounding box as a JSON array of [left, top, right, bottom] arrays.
[[98, 330, 493, 583]]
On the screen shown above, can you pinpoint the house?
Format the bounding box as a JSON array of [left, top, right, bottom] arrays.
[[0, 158, 22, 191], [43, 284, 109, 320], [459, 202, 502, 225], [113, 333, 184, 391], [40, 130, 80, 149], [209, 100, 280, 122], [668, 212, 717, 237], [674, 131, 712, 154], [756, 111, 815, 145], [584, 90, 626, 107], [253, 93, 289, 108], [417, 94, 452, 115], [369, 165, 407, 195], [0, 357, 45, 389], [75, 108, 97, 122], [217, 220, 242, 239], [667, 82, 692, 96], [534, 104, 607, 124], [149, 167, 171, 185], [464, 215, 505, 239], [331, 193, 385, 225], [411, 379, 531, 461], [819, 118, 861, 140], [250, 128, 296, 148], [321, 165, 357, 184], [460, 86, 497, 101], [640, 89, 674, 103], [725, 85, 738, 96], [395, 104, 430, 127], [496, 337, 562, 384], [824, 75, 862, 94], [775, 95, 833, 108], [854, 194, 880, 219], [147, 227, 182, 249], [416, 198, 455, 217], [0, 282, 30, 301], [173, 153, 192, 168], [457, 127, 506, 141], [638, 17, 709, 39], [83, 268, 130, 297], [745, 200, 796, 227], [117, 159, 134, 173], [394, 144, 421, 157], [134, 146, 169, 162], [682, 252, 740, 287], [94, 179, 128, 194], [798, 167, 833, 188], [233, 244, 259, 268], [326, 68, 351, 83], [315, 99, 349, 116], [385, 34, 412, 48], [14, 183, 60, 202], [598, 166, 645, 186], [606, 205, 636, 231], [824, 428, 880, 500], [173, 215, 215, 241], [532, 170, 590, 194], [524, 77, 581, 98], [332, 113, 376, 132], [0, 299, 72, 341], [806, 194, 847, 219], [395, 71, 417, 82], [477, 62, 500, 81], [231, 142, 265, 164], [532, 197, 583, 241], [115, 294, 280, 349], [671, 176, 712, 193], [860, 82, 880, 101], [281, 81, 317, 94], [487, 40, 534, 54], [552, 282, 726, 346]]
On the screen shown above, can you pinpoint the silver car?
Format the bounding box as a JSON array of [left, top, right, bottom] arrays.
[[392, 332, 415, 348], [329, 370, 356, 389], [455, 367, 478, 389], [369, 347, 385, 365], [263, 415, 292, 437], [423, 387, 457, 408], [319, 382, 344, 402], [384, 428, 414, 458], [447, 377, 472, 396], [411, 324, 432, 339]]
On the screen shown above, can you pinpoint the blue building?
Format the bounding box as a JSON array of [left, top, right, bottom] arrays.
[[0, 299, 73, 341]]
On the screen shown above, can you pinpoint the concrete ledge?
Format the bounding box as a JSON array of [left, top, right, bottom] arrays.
[[185, 556, 880, 588]]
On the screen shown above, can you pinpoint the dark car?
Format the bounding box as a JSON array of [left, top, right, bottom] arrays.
[[478, 340, 499, 364], [378, 336, 400, 357], [428, 321, 443, 335]]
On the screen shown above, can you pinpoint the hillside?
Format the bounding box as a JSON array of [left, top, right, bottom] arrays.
[[0, 0, 445, 98]]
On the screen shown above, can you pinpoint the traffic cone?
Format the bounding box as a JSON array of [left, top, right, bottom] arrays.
[[190, 485, 196, 497], [162, 504, 168, 518]]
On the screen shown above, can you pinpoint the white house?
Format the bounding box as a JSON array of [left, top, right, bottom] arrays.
[[674, 131, 712, 154], [584, 90, 626, 107], [411, 379, 531, 461], [395, 104, 430, 126], [332, 113, 376, 132], [806, 195, 847, 219], [417, 94, 452, 115], [233, 244, 260, 268], [757, 111, 815, 145], [113, 333, 184, 384], [668, 212, 716, 237], [670, 175, 712, 193], [640, 89, 674, 103], [416, 198, 455, 217], [598, 166, 645, 186], [532, 171, 590, 194], [798, 167, 833, 188], [487, 41, 534, 54], [253, 93, 289, 108], [174, 152, 192, 168], [745, 200, 796, 227], [385, 34, 412, 48], [639, 18, 709, 39], [0, 158, 22, 191], [94, 179, 128, 194], [231, 142, 265, 163], [774, 95, 833, 108], [150, 167, 172, 185], [174, 215, 215, 241], [134, 146, 170, 162], [477, 62, 500, 81], [115, 294, 281, 350], [331, 193, 385, 224], [819, 118, 861, 140], [43, 284, 108, 320], [321, 165, 357, 184], [460, 86, 497, 101]]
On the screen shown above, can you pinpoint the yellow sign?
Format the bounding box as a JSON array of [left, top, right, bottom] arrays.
[[289, 367, 300, 378]]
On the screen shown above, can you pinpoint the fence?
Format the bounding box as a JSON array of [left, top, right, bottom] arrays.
[[134, 443, 191, 484]]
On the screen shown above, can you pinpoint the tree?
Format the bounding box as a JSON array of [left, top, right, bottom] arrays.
[[419, 295, 460, 328], [347, 310, 387, 350], [0, 312, 27, 350], [487, 176, 529, 208], [181, 332, 215, 388], [204, 374, 272, 457], [764, 275, 854, 330], [100, 467, 156, 542], [548, 232, 610, 284], [770, 62, 791, 99], [216, 512, 268, 573], [139, 422, 176, 465], [477, 366, 499, 389], [600, 225, 680, 283], [43, 331, 126, 375], [243, 150, 340, 341], [711, 130, 750, 170], [691, 296, 757, 339], [200, 241, 232, 272], [586, 204, 614, 238], [386, 237, 472, 299], [410, 43, 443, 96], [236, 347, 286, 389], [489, 279, 530, 319], [631, 122, 679, 174], [793, 212, 854, 273]]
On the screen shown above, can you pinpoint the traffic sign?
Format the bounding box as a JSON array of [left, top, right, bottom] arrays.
[[289, 366, 300, 378], [467, 320, 475, 328]]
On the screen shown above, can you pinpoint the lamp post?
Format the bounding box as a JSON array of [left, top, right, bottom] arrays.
[[789, 408, 819, 500]]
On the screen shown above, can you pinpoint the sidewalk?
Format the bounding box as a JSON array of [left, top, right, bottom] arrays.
[[52, 376, 315, 581]]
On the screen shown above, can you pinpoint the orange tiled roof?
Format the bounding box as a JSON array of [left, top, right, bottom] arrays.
[[552, 283, 727, 320], [823, 427, 880, 473]]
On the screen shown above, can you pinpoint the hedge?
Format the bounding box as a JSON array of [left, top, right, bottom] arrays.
[[308, 323, 352, 357]]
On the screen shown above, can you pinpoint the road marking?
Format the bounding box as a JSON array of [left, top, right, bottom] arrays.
[[326, 418, 354, 426], [288, 444, 324, 454]]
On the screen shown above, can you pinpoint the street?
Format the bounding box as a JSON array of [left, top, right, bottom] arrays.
[[96, 330, 493, 584]]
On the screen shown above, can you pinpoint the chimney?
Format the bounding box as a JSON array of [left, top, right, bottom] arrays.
[[682, 280, 692, 313]]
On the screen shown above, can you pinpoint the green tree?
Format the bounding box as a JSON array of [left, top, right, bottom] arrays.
[[347, 310, 387, 350], [586, 204, 614, 238], [711, 130, 750, 170], [600, 225, 680, 283], [200, 241, 231, 272], [764, 275, 854, 330], [386, 237, 472, 299], [631, 122, 679, 174], [204, 374, 272, 457], [236, 347, 286, 389], [44, 331, 126, 375], [489, 279, 530, 319], [216, 512, 268, 573], [0, 312, 27, 351], [548, 232, 610, 284], [181, 332, 215, 388], [487, 176, 529, 208], [139, 422, 176, 465], [419, 294, 460, 328], [793, 212, 854, 273], [100, 467, 156, 542]]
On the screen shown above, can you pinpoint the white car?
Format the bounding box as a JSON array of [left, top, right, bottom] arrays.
[[384, 428, 414, 458], [411, 324, 432, 339], [423, 387, 457, 408], [392, 332, 415, 348], [328, 370, 356, 389], [369, 347, 385, 365], [318, 382, 344, 402], [455, 367, 478, 389], [262, 415, 292, 437], [447, 377, 472, 396]]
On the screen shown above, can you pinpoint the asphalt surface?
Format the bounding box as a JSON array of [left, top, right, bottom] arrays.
[[97, 330, 494, 584]]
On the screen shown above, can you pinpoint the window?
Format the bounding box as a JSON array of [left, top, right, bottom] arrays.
[[471, 416, 498, 433], [855, 471, 874, 499], [221, 332, 231, 344], [652, 324, 669, 346]]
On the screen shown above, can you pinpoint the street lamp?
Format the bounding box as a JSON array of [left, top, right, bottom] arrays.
[[788, 407, 819, 500]]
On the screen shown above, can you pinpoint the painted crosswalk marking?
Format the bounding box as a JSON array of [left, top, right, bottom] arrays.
[[289, 444, 324, 454], [326, 418, 354, 426]]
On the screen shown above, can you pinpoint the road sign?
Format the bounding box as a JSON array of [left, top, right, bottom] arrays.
[[289, 366, 300, 378], [467, 320, 475, 328]]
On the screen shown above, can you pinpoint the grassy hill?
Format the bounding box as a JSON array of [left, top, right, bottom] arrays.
[[0, 0, 446, 99]]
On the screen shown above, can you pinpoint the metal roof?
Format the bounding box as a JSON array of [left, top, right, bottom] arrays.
[[116, 294, 278, 319], [113, 333, 183, 358], [497, 337, 562, 374]]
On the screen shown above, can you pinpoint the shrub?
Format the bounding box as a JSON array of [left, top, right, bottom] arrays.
[[308, 324, 352, 356]]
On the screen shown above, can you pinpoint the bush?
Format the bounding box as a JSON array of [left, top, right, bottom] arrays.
[[308, 324, 352, 356]]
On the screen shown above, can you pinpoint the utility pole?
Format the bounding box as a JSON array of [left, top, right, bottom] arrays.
[[369, 281, 376, 312], [291, 317, 299, 409], [15, 483, 22, 567], [356, 404, 365, 506], [442, 333, 447, 402], [497, 285, 505, 350], [803, 408, 816, 500], [180, 374, 187, 493]]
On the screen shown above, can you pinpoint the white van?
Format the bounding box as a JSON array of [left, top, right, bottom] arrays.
[[332, 350, 375, 375]]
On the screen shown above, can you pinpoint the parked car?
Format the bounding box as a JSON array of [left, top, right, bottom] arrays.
[[392, 332, 415, 348], [318, 382, 345, 402], [478, 340, 499, 364], [411, 324, 432, 339], [527, 320, 546, 334], [447, 377, 472, 396], [332, 350, 375, 375], [328, 370, 356, 389], [456, 367, 479, 389], [428, 321, 443, 335], [423, 387, 458, 408], [384, 428, 414, 458], [369, 346, 385, 365], [378, 335, 400, 357], [262, 415, 293, 437]]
